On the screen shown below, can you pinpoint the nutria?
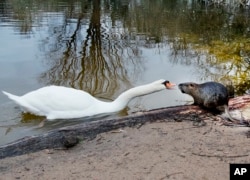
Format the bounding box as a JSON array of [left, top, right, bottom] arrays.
[[178, 81, 236, 122]]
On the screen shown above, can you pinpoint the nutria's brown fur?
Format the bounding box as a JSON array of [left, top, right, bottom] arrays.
[[178, 82, 235, 121]]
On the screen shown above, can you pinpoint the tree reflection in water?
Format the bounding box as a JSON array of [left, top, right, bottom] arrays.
[[38, 0, 144, 100], [2, 0, 250, 97]]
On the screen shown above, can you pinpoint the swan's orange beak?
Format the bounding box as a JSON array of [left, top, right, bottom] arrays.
[[166, 82, 176, 89]]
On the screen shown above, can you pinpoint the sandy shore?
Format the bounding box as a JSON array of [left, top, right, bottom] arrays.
[[0, 119, 249, 180]]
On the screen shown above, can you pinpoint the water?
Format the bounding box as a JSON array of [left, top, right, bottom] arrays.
[[0, 0, 250, 145]]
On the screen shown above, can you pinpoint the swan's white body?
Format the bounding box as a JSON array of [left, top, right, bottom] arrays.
[[2, 79, 171, 120]]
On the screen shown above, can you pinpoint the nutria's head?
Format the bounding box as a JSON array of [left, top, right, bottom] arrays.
[[178, 82, 199, 95]]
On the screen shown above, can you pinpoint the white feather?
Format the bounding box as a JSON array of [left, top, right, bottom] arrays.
[[2, 79, 169, 120]]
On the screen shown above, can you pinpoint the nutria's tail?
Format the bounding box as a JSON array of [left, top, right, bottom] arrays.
[[2, 91, 21, 103]]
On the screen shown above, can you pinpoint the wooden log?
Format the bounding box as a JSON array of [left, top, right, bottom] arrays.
[[0, 95, 250, 159]]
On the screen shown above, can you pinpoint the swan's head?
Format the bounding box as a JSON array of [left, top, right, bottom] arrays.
[[152, 79, 175, 89], [162, 80, 176, 89]]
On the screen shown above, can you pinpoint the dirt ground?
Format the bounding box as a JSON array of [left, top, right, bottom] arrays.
[[0, 119, 249, 180]]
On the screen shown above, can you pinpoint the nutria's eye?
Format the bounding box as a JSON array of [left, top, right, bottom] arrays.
[[190, 84, 194, 87]]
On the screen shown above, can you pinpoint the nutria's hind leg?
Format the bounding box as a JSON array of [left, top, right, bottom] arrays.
[[202, 102, 221, 114], [203, 99, 226, 114], [203, 99, 218, 109]]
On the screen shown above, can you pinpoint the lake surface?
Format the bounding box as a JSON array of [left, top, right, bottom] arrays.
[[0, 0, 250, 145]]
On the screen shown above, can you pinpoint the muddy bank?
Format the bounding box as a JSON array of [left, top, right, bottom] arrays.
[[0, 120, 249, 180]]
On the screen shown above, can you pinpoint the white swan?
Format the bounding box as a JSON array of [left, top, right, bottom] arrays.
[[2, 79, 175, 120]]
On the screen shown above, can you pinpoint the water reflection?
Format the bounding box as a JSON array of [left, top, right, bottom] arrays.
[[37, 1, 146, 100], [2, 0, 250, 92], [1, 0, 250, 145]]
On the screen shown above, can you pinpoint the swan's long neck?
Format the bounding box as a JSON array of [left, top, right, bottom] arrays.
[[101, 82, 164, 113]]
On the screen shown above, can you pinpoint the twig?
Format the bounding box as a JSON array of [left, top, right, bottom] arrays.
[[160, 172, 184, 180], [192, 152, 249, 158], [165, 172, 184, 179]]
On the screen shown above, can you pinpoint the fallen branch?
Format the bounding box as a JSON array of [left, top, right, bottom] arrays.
[[0, 95, 250, 159]]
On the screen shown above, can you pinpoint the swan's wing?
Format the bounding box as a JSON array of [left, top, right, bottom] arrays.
[[21, 86, 97, 113]]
